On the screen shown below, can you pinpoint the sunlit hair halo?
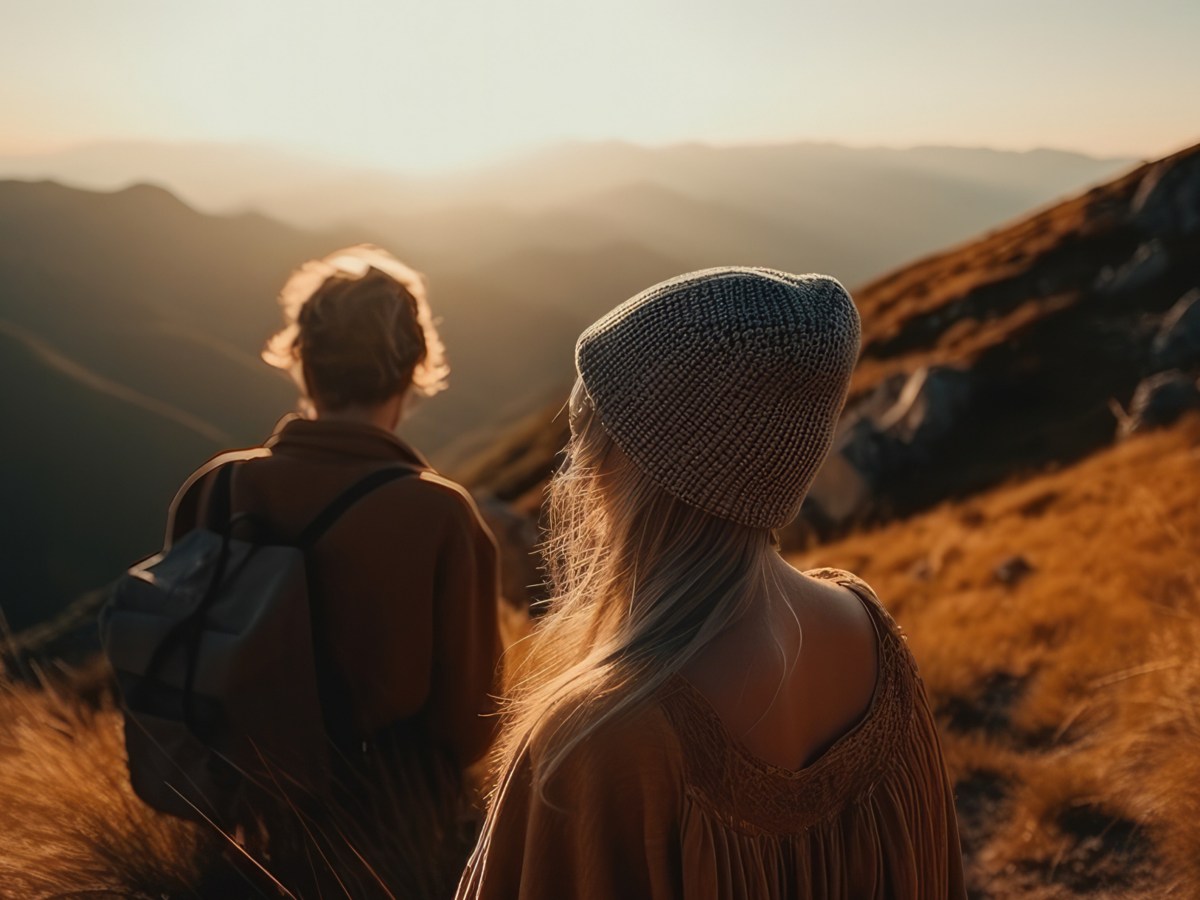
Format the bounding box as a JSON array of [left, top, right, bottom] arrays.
[[476, 268, 861, 824], [263, 244, 449, 411]]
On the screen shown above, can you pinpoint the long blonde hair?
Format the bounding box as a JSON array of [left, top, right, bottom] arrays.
[[485, 379, 779, 807]]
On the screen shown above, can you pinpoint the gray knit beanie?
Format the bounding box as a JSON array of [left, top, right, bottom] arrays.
[[575, 267, 861, 529]]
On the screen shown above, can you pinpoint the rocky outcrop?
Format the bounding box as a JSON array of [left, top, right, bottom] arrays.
[[1152, 289, 1200, 372], [840, 366, 974, 482], [1120, 371, 1200, 437], [802, 366, 974, 530], [1094, 240, 1171, 296], [1131, 152, 1200, 239]]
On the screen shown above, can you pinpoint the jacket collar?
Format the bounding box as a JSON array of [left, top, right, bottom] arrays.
[[264, 414, 433, 469]]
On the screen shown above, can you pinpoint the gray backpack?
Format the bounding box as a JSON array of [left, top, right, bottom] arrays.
[[101, 458, 415, 828]]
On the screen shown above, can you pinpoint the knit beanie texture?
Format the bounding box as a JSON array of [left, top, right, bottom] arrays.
[[575, 267, 861, 528]]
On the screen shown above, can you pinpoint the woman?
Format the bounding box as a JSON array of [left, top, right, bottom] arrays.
[[458, 268, 965, 899], [167, 245, 501, 898]]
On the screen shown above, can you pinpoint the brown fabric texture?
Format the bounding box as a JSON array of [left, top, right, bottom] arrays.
[[168, 415, 503, 897], [167, 414, 502, 766], [456, 570, 966, 900]]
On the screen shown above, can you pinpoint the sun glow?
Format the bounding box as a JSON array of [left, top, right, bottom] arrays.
[[2, 0, 1198, 173]]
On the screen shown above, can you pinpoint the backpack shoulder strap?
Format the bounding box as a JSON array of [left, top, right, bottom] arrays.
[[205, 461, 236, 533], [294, 464, 421, 752], [297, 465, 421, 550], [166, 447, 272, 547]]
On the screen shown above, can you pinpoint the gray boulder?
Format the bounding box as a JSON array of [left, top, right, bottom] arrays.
[[804, 366, 973, 526], [1093, 240, 1170, 296], [1120, 370, 1200, 437], [1131, 154, 1200, 238], [839, 365, 974, 481], [1152, 289, 1200, 371]]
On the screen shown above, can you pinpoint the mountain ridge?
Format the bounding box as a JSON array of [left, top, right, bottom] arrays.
[[457, 141, 1200, 544], [0, 141, 1176, 625], [0, 138, 1134, 227]]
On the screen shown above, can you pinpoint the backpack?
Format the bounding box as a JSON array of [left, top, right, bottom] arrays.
[[100, 457, 416, 829]]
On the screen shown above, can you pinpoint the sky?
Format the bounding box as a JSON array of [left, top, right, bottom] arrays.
[[2, 0, 1197, 173]]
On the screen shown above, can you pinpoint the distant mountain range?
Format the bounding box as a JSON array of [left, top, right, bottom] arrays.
[[0, 139, 1133, 222], [0, 139, 1143, 625], [0, 140, 1135, 279]]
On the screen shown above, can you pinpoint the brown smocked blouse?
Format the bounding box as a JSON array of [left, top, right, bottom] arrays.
[[457, 569, 966, 899]]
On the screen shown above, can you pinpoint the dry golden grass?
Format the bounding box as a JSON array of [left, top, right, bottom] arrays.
[[0, 661, 475, 898], [2, 417, 1196, 897], [793, 414, 1200, 898], [0, 661, 224, 898], [476, 415, 1200, 897], [845, 149, 1153, 366]]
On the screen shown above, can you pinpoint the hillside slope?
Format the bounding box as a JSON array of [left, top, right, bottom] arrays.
[[0, 181, 338, 623], [0, 180, 322, 440], [458, 142, 1200, 540], [446, 138, 1200, 900], [0, 135, 1160, 625], [798, 415, 1200, 898], [0, 326, 220, 628]]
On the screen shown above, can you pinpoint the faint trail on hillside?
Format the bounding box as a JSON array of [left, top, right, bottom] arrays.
[[0, 318, 232, 444]]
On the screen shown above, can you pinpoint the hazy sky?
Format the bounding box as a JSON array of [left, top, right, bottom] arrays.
[[2, 0, 1197, 172]]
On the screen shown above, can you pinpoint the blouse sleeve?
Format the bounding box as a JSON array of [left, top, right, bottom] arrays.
[[872, 638, 968, 899], [457, 708, 684, 900], [912, 677, 968, 898]]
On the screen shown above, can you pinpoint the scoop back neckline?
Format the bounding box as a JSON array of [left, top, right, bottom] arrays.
[[668, 570, 895, 780]]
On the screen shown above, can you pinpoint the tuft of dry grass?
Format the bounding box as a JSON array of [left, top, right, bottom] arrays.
[[0, 661, 479, 898], [794, 414, 1200, 898], [0, 660, 226, 898]]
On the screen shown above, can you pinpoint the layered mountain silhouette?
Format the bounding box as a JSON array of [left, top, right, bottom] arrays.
[[0, 140, 1150, 626], [0, 139, 1130, 231], [3, 140, 1132, 290], [0, 323, 219, 628]]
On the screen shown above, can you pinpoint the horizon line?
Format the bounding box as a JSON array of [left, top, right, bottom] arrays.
[[0, 133, 1178, 181]]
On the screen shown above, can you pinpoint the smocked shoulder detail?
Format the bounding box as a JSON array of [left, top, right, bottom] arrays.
[[807, 569, 924, 681], [660, 570, 918, 835]]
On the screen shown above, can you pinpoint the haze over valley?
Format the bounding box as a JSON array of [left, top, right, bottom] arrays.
[[0, 138, 1143, 624]]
